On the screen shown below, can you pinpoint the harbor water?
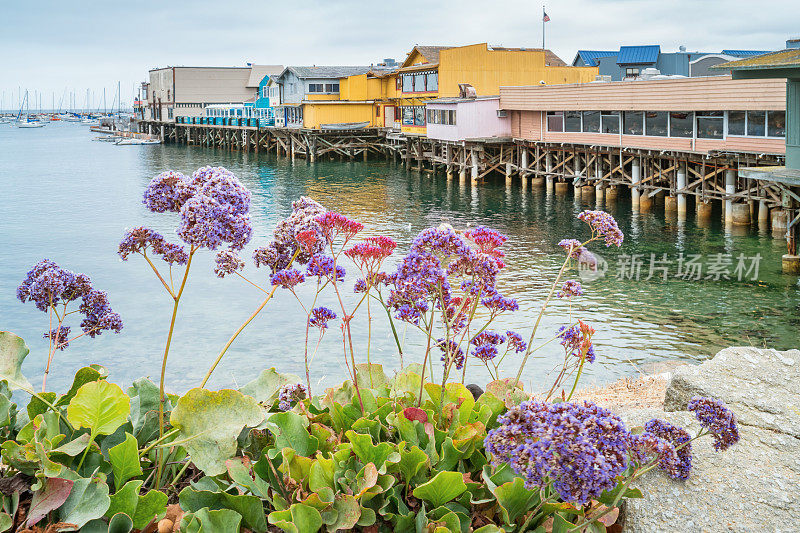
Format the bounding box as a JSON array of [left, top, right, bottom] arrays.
[[1, 122, 798, 393]]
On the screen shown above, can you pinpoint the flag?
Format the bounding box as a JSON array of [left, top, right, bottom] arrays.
[[543, 11, 550, 22]]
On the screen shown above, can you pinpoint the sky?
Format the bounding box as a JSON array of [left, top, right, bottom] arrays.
[[2, 0, 798, 111]]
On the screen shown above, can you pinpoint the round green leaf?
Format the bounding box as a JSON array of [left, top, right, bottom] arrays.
[[412, 471, 467, 508], [0, 332, 32, 391], [67, 381, 130, 437]]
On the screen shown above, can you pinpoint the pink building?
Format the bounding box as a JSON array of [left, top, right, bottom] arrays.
[[499, 75, 787, 155], [425, 96, 511, 142]]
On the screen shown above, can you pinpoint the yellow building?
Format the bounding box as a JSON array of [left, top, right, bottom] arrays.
[[394, 43, 598, 135], [300, 68, 399, 129]]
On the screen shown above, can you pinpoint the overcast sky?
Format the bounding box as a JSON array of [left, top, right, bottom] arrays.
[[2, 0, 797, 110]]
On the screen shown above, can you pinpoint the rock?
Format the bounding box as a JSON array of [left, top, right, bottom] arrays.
[[618, 347, 800, 532], [466, 384, 484, 400], [619, 408, 800, 533], [664, 347, 800, 438]]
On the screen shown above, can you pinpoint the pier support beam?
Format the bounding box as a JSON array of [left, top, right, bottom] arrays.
[[725, 169, 736, 223], [521, 149, 529, 179], [759, 199, 770, 227], [731, 203, 751, 226], [677, 161, 687, 216], [631, 158, 641, 212], [545, 152, 554, 192], [470, 149, 479, 182]]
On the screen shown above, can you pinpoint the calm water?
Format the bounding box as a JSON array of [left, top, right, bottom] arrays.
[[1, 122, 798, 394]]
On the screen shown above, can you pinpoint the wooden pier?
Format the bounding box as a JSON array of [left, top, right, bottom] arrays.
[[138, 120, 799, 266]]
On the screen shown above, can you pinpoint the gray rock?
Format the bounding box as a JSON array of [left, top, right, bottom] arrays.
[[619, 347, 800, 532], [620, 408, 800, 533], [664, 347, 800, 438]]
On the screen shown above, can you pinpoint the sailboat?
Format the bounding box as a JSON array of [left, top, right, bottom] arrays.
[[16, 91, 46, 128]]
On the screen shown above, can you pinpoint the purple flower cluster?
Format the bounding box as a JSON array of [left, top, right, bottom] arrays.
[[118, 227, 189, 265], [17, 260, 122, 345], [278, 383, 308, 411], [687, 396, 739, 451], [306, 254, 346, 282], [628, 432, 682, 477], [79, 289, 123, 338], [214, 250, 245, 278], [557, 321, 596, 363], [557, 239, 586, 259], [253, 197, 328, 273], [270, 268, 305, 290], [17, 259, 92, 311], [309, 306, 337, 329], [505, 330, 527, 353], [141, 167, 253, 252], [643, 418, 692, 480], [558, 280, 584, 299], [436, 338, 465, 370], [471, 331, 507, 361], [44, 327, 71, 350], [485, 400, 630, 506], [577, 210, 624, 247]]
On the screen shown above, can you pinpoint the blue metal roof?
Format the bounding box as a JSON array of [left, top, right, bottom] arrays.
[[722, 50, 774, 58], [616, 45, 660, 65], [574, 50, 618, 67]]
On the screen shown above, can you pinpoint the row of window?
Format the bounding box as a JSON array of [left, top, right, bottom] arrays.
[[206, 107, 273, 118], [426, 109, 457, 125], [308, 83, 340, 94], [401, 105, 426, 126], [546, 110, 786, 139], [399, 71, 438, 93]]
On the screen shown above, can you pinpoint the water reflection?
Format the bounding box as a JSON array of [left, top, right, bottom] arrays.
[[1, 123, 798, 395]]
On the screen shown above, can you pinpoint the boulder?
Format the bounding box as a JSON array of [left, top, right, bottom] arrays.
[[619, 347, 800, 532], [619, 409, 800, 533], [664, 347, 800, 438]]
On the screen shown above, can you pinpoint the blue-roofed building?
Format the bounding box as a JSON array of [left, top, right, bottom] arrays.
[[572, 45, 777, 80]]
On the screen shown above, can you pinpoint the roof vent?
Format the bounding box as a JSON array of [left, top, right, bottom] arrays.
[[459, 83, 477, 99], [679, 45, 687, 52]]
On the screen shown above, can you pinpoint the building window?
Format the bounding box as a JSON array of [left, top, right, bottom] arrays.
[[582, 111, 600, 133], [564, 111, 581, 132], [546, 111, 564, 132], [623, 111, 644, 135], [414, 106, 425, 126], [426, 108, 456, 125], [413, 74, 425, 92], [262, 86, 268, 98], [427, 72, 438, 91], [396, 76, 402, 91], [728, 111, 746, 136], [625, 68, 640, 78], [402, 106, 414, 125], [325, 83, 339, 93], [645, 112, 668, 136], [669, 112, 693, 137], [167, 107, 173, 119], [601, 111, 620, 134], [308, 83, 323, 93], [747, 111, 765, 136], [767, 111, 785, 137], [696, 111, 724, 139], [402, 75, 413, 92]]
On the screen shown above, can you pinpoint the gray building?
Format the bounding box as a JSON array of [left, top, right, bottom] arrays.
[[573, 46, 774, 80], [273, 66, 371, 127]]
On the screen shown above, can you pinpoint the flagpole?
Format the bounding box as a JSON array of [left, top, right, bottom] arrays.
[[542, 5, 546, 49]]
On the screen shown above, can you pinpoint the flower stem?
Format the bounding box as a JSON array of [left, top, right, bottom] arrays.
[[156, 247, 195, 488]]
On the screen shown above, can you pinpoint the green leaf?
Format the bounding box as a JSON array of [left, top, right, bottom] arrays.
[[268, 503, 323, 533], [56, 365, 108, 407], [58, 474, 111, 529], [107, 480, 141, 519], [326, 494, 360, 532], [473, 526, 504, 533], [0, 513, 12, 533], [169, 388, 264, 476], [67, 381, 130, 437], [346, 430, 399, 470], [179, 486, 267, 533], [265, 411, 318, 458], [82, 512, 134, 533], [397, 443, 428, 487], [108, 433, 142, 489], [226, 458, 270, 499], [181, 508, 242, 533], [553, 513, 580, 533], [597, 483, 644, 505], [27, 392, 57, 420], [132, 489, 168, 530], [492, 477, 539, 525], [355, 363, 388, 390], [240, 368, 300, 405], [52, 433, 91, 457], [127, 377, 160, 442], [26, 477, 74, 528], [0, 332, 32, 391], [412, 471, 467, 508]]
